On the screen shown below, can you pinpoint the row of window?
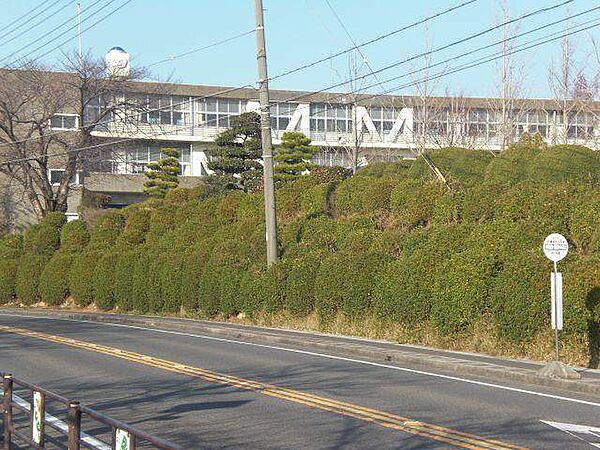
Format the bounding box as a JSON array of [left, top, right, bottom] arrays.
[[125, 144, 192, 175], [50, 99, 599, 140]]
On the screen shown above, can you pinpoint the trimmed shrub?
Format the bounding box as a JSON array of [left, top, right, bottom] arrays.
[[528, 145, 600, 186], [69, 249, 103, 307], [0, 234, 23, 259], [296, 216, 339, 253], [409, 148, 492, 187], [334, 176, 398, 218], [23, 213, 65, 256], [570, 188, 600, 254], [484, 146, 540, 186], [15, 254, 49, 305], [39, 252, 74, 306], [374, 224, 472, 325], [488, 250, 547, 343], [89, 211, 126, 250], [284, 253, 323, 315], [113, 248, 147, 312], [93, 251, 120, 310], [60, 219, 89, 252], [118, 207, 152, 246], [315, 251, 390, 322], [356, 161, 412, 178], [390, 180, 446, 229], [0, 259, 18, 304]]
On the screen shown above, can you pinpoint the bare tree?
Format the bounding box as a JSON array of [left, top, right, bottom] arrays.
[[489, 0, 528, 151], [0, 52, 151, 220]]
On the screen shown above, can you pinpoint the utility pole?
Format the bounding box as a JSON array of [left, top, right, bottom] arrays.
[[253, 0, 278, 266], [77, 3, 83, 62]]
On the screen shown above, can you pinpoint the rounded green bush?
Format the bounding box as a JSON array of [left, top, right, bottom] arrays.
[[113, 248, 147, 312], [118, 207, 152, 246], [69, 249, 103, 307], [89, 211, 126, 250], [334, 176, 398, 217], [39, 252, 74, 306], [374, 224, 472, 325], [92, 251, 120, 310], [23, 214, 65, 256], [0, 234, 23, 259], [314, 251, 390, 322], [60, 219, 89, 252], [569, 188, 600, 254], [15, 254, 49, 305], [488, 250, 547, 343], [284, 253, 323, 315], [483, 146, 540, 186], [528, 145, 600, 186], [356, 161, 412, 178], [0, 259, 18, 304], [390, 180, 446, 229], [409, 148, 492, 187]]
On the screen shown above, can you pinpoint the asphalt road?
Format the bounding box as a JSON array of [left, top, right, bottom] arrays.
[[0, 313, 599, 449]]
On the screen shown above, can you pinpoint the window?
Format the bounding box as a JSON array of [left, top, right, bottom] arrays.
[[196, 98, 243, 128], [566, 112, 595, 139], [83, 96, 112, 128], [369, 107, 398, 136], [125, 144, 192, 175], [49, 169, 79, 185], [50, 114, 79, 130], [270, 102, 297, 130], [309, 103, 352, 133], [138, 95, 191, 126]]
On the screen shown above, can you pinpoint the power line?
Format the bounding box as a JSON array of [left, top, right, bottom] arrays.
[[23, 0, 135, 64], [0, 0, 79, 50], [0, 0, 111, 65], [0, 0, 54, 36], [342, 5, 600, 101], [147, 29, 256, 68], [269, 0, 481, 82], [283, 0, 577, 102]]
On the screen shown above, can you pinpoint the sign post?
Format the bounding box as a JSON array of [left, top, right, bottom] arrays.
[[543, 233, 568, 361]]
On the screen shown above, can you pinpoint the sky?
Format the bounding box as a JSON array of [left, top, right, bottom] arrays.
[[0, 0, 598, 99]]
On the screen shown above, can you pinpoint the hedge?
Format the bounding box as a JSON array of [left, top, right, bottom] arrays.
[[409, 148, 493, 187], [89, 211, 126, 249], [0, 259, 18, 304], [314, 251, 390, 322], [7, 143, 600, 366], [39, 252, 74, 306], [60, 219, 89, 252], [390, 179, 446, 229], [333, 176, 398, 217], [0, 234, 23, 259], [23, 213, 65, 256], [15, 254, 49, 305], [69, 249, 103, 307], [92, 251, 120, 310]]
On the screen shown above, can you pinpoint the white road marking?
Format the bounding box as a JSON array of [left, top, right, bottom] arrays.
[[1, 312, 600, 408], [541, 420, 600, 448]]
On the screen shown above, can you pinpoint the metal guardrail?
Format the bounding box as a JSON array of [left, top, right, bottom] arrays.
[[1, 373, 183, 450]]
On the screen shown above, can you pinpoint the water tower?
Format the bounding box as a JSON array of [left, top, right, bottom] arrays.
[[105, 47, 130, 78]]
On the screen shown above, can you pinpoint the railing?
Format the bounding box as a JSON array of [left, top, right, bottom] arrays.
[[1, 373, 183, 450]]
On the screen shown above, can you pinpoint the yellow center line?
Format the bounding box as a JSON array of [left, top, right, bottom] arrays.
[[0, 324, 528, 450]]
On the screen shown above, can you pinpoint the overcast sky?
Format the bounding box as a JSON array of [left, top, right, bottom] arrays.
[[1, 0, 598, 99]]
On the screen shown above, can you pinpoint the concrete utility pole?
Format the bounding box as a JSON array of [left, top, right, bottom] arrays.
[[253, 0, 278, 266]]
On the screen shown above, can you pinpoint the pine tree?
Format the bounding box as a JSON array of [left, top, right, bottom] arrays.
[[274, 131, 316, 183], [205, 112, 262, 192], [143, 147, 180, 198]]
